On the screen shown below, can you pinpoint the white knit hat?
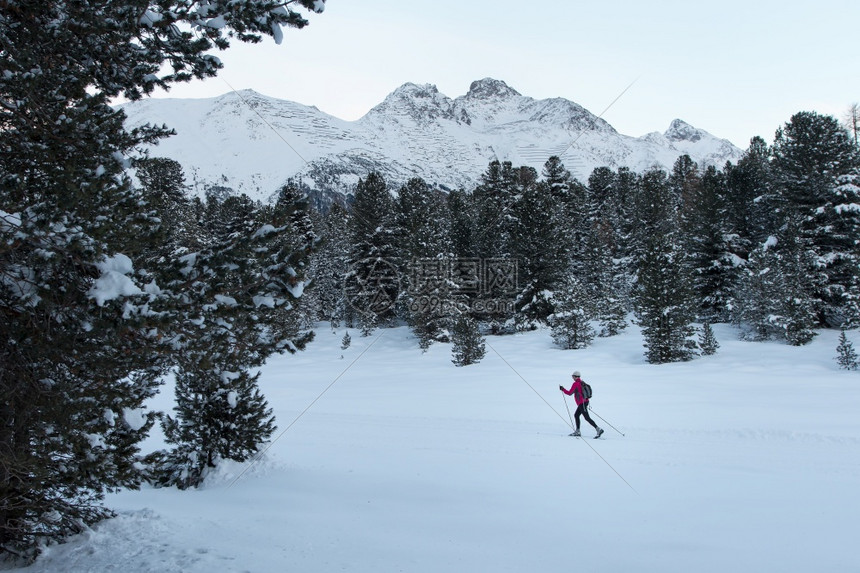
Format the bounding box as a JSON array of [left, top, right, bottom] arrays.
[[572, 371, 581, 377]]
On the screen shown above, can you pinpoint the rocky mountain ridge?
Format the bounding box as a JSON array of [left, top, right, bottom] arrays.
[[119, 78, 742, 202]]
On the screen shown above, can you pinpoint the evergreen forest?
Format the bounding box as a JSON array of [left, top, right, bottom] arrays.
[[302, 118, 860, 362]]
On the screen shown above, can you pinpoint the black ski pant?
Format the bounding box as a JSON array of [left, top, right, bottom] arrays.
[[574, 402, 598, 430]]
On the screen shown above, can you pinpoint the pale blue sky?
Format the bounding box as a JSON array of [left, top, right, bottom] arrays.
[[153, 0, 859, 149]]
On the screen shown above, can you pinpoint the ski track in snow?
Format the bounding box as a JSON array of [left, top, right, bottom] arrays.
[[15, 324, 860, 573]]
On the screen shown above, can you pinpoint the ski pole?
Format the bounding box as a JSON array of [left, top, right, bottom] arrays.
[[562, 393, 575, 430], [587, 405, 625, 437]]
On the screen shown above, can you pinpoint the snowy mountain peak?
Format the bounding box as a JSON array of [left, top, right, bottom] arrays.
[[232, 88, 264, 98], [214, 88, 269, 104], [464, 78, 521, 100], [208, 88, 285, 115], [363, 82, 461, 125], [665, 118, 704, 142], [388, 82, 442, 99], [119, 79, 744, 202], [528, 97, 614, 133]]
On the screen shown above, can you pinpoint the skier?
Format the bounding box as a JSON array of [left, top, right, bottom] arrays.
[[560, 371, 603, 438]]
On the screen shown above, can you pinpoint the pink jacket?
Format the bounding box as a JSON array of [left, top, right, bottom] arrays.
[[562, 378, 588, 406]]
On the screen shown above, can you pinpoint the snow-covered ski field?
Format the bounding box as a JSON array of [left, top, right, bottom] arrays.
[[19, 324, 860, 572]]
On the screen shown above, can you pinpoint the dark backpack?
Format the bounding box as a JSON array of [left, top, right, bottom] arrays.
[[581, 381, 593, 400]]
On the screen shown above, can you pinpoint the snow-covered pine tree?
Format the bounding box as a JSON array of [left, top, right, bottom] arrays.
[[271, 183, 318, 328], [1, 23, 163, 565], [549, 273, 597, 350], [783, 297, 818, 346], [542, 156, 573, 202], [632, 169, 698, 363], [769, 219, 818, 346], [276, 183, 317, 249], [307, 202, 352, 327], [608, 167, 640, 287], [724, 136, 778, 258], [1, 0, 324, 559], [585, 167, 616, 223], [471, 161, 529, 330], [135, 158, 199, 244], [771, 111, 860, 327], [511, 177, 567, 327], [733, 221, 818, 345], [634, 237, 699, 363], [598, 271, 629, 338], [451, 315, 486, 366], [346, 173, 400, 333], [447, 189, 476, 260], [734, 239, 785, 341], [543, 155, 584, 269], [681, 165, 738, 322], [472, 160, 519, 260], [845, 104, 860, 147], [149, 190, 313, 488], [543, 155, 590, 278], [630, 168, 677, 277], [153, 366, 275, 490], [584, 167, 628, 336], [825, 172, 860, 326], [561, 180, 590, 280], [699, 322, 720, 356], [668, 154, 700, 213], [394, 178, 455, 349], [836, 329, 859, 370], [596, 166, 640, 331]]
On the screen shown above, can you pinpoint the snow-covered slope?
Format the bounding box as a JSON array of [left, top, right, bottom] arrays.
[[119, 78, 742, 202], [18, 324, 860, 572]]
